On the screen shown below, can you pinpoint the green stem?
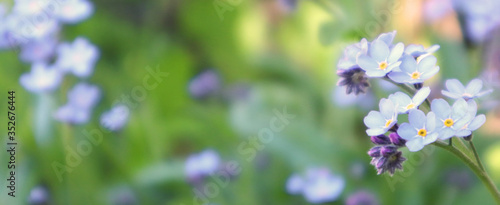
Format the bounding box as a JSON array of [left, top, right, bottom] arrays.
[[433, 141, 500, 204], [469, 141, 486, 172]]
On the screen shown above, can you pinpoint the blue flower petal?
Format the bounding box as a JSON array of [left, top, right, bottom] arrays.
[[364, 111, 385, 128], [468, 114, 486, 131], [379, 98, 396, 120], [387, 43, 404, 63], [412, 87, 431, 106], [476, 89, 493, 98], [419, 66, 439, 80], [408, 109, 426, 128], [357, 55, 378, 71], [442, 90, 462, 99], [389, 92, 411, 113], [423, 133, 438, 145], [388, 72, 411, 83], [451, 98, 468, 119], [417, 55, 437, 73], [438, 128, 456, 140], [399, 55, 417, 73], [406, 137, 425, 152], [426, 111, 436, 132], [369, 40, 390, 62], [431, 98, 451, 119], [376, 31, 396, 46], [455, 130, 472, 137], [465, 79, 483, 95], [397, 123, 417, 140], [367, 128, 386, 136], [365, 69, 387, 78], [445, 79, 465, 94]]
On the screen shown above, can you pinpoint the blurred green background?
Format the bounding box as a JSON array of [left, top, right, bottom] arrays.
[[1, 0, 500, 204]]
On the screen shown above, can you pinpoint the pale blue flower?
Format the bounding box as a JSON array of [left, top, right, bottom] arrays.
[[364, 98, 398, 136], [453, 99, 486, 137], [185, 149, 220, 182], [388, 87, 431, 114], [286, 174, 304, 194], [6, 14, 60, 41], [337, 38, 369, 70], [404, 44, 440, 58], [388, 55, 440, 84], [397, 109, 439, 152], [431, 98, 469, 140], [442, 79, 493, 99], [28, 185, 50, 205], [287, 167, 344, 204], [12, 0, 52, 16], [54, 83, 101, 124], [19, 62, 63, 93], [357, 39, 404, 77], [375, 31, 397, 47], [100, 105, 130, 131], [19, 37, 57, 63], [56, 0, 94, 24], [188, 70, 220, 99], [55, 37, 99, 78]]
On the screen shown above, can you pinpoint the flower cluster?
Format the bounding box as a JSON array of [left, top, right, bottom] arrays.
[[337, 31, 440, 95], [338, 31, 492, 176], [0, 1, 130, 131], [286, 167, 345, 204]]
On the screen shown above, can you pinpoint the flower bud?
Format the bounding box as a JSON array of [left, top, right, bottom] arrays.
[[370, 135, 391, 145], [389, 132, 406, 147], [381, 146, 398, 157], [367, 146, 381, 158]]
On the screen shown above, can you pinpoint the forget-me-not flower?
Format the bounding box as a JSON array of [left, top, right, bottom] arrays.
[[388, 87, 431, 114], [287, 167, 344, 204], [453, 99, 486, 137], [431, 98, 469, 140], [100, 104, 130, 131], [442, 78, 493, 99], [55, 37, 99, 78], [54, 83, 101, 124], [397, 109, 439, 152], [19, 37, 57, 63], [388, 55, 440, 84], [357, 39, 404, 77], [188, 70, 221, 99], [364, 98, 398, 136], [185, 149, 220, 182], [337, 38, 369, 70], [19, 62, 63, 93], [56, 0, 94, 24], [404, 44, 440, 59]]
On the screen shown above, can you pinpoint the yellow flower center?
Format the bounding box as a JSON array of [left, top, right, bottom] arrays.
[[379, 61, 388, 70], [406, 103, 415, 110], [385, 119, 393, 128], [444, 118, 454, 127], [417, 129, 427, 137], [411, 72, 421, 80]]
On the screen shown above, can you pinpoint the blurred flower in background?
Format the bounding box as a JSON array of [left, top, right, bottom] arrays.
[[286, 167, 345, 204]]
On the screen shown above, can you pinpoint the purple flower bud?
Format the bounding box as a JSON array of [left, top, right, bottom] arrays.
[[367, 146, 381, 157], [389, 132, 406, 147], [370, 135, 391, 145], [381, 146, 397, 157]]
